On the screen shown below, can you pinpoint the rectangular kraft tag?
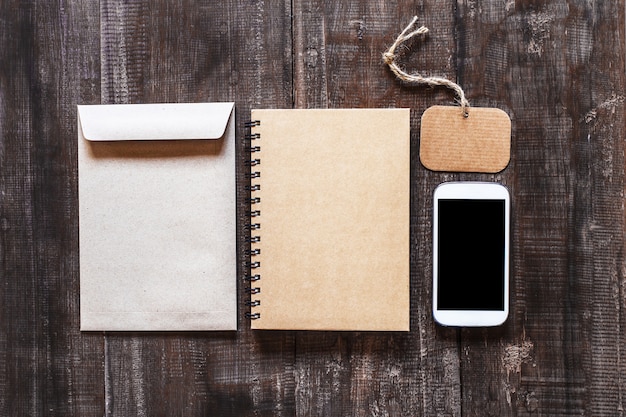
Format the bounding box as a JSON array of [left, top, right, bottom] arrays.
[[420, 105, 511, 173]]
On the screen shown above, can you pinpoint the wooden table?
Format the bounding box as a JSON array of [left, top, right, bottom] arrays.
[[1, 1, 625, 415]]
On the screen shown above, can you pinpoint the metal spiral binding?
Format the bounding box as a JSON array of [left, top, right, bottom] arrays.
[[244, 120, 261, 128], [245, 119, 261, 320]]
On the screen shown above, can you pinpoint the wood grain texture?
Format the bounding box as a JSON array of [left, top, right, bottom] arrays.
[[457, 1, 626, 416], [0, 0, 625, 415], [0, 0, 104, 415]]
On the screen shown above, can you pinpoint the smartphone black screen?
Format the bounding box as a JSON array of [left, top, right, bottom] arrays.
[[437, 199, 505, 310]]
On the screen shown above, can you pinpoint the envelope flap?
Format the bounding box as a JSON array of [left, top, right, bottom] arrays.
[[77, 102, 234, 141]]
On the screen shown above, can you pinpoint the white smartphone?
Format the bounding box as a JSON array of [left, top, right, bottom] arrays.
[[433, 182, 510, 327]]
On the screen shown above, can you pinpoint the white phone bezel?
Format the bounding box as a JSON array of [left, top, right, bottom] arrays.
[[433, 182, 510, 327]]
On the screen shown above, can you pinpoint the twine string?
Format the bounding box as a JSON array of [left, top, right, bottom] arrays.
[[383, 16, 470, 117]]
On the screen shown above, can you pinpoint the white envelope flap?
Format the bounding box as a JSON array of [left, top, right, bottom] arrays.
[[77, 102, 234, 141]]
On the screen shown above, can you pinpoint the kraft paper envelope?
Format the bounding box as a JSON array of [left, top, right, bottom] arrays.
[[78, 103, 236, 331]]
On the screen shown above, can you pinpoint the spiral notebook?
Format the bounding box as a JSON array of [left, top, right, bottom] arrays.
[[246, 108, 410, 331]]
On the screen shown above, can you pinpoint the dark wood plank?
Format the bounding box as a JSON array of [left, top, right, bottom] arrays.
[[292, 1, 464, 415], [457, 1, 626, 416], [1, 0, 625, 415], [99, 1, 295, 416], [0, 0, 104, 415]]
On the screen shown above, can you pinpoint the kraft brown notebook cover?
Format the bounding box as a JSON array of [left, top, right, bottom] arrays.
[[247, 109, 410, 331]]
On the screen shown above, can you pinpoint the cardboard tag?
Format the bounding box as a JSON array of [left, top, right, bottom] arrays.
[[420, 106, 511, 173]]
